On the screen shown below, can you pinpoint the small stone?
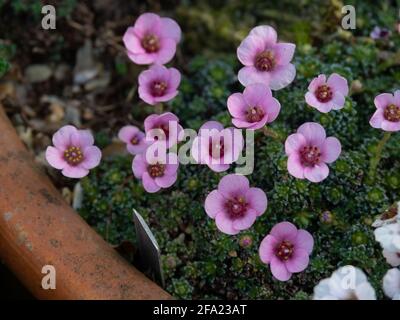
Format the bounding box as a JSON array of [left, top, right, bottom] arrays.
[[25, 64, 53, 83], [73, 182, 83, 210], [84, 72, 110, 91], [65, 105, 81, 127], [54, 64, 71, 81], [73, 39, 99, 85]]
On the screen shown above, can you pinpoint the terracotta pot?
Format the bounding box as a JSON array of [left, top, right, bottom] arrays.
[[0, 106, 171, 300]]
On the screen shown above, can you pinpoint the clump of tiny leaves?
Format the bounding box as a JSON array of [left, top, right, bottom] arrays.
[[79, 29, 400, 298]]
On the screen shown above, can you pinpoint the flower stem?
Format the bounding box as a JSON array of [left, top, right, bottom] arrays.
[[263, 126, 284, 143], [155, 103, 164, 114], [368, 131, 391, 180]]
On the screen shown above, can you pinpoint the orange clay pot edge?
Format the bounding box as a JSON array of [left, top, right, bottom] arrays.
[[0, 105, 171, 300]]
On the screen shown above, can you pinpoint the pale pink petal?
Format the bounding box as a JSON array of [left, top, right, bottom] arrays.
[[127, 140, 148, 155], [155, 172, 177, 188], [294, 230, 314, 254], [286, 248, 310, 273], [321, 137, 341, 163], [144, 114, 161, 131], [215, 211, 239, 235], [285, 133, 306, 155], [138, 87, 157, 105], [122, 27, 145, 54], [62, 166, 89, 179], [270, 221, 298, 242], [205, 190, 226, 218], [383, 250, 400, 267], [164, 154, 179, 174], [153, 38, 176, 64], [247, 116, 269, 129], [369, 109, 385, 129], [71, 130, 94, 148], [199, 121, 224, 131], [227, 93, 247, 118], [304, 163, 329, 183], [167, 67, 181, 91], [308, 75, 326, 92], [264, 97, 281, 123], [218, 174, 249, 198], [327, 73, 349, 96], [238, 66, 270, 87], [259, 235, 278, 264], [270, 256, 292, 281], [268, 63, 296, 90], [118, 126, 139, 143], [375, 93, 394, 109], [381, 120, 400, 132], [190, 136, 202, 163], [243, 83, 270, 106], [133, 12, 160, 38], [207, 163, 229, 172], [232, 118, 255, 128], [52, 125, 77, 149], [81, 146, 101, 169], [46, 146, 67, 170], [132, 154, 147, 179], [331, 92, 346, 110], [126, 50, 156, 65], [297, 122, 326, 146], [142, 172, 161, 193], [237, 35, 265, 66], [245, 188, 267, 216], [233, 209, 257, 231], [154, 90, 179, 103], [159, 17, 181, 42], [273, 43, 295, 65], [287, 154, 305, 179], [305, 92, 331, 113], [249, 25, 277, 46]]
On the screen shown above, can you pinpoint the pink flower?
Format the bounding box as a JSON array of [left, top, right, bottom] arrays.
[[118, 125, 148, 155], [285, 122, 341, 183], [45, 125, 102, 178], [227, 83, 281, 129], [123, 12, 181, 65], [237, 25, 296, 90], [305, 73, 349, 113], [369, 91, 400, 132], [144, 112, 183, 148], [138, 65, 181, 105], [204, 174, 267, 235], [191, 121, 243, 172], [259, 221, 314, 281], [132, 151, 179, 193]]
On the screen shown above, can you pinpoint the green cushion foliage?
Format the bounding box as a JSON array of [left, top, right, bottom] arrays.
[[79, 0, 400, 299]]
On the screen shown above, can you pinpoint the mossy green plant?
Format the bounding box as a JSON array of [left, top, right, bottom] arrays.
[[79, 32, 399, 298]]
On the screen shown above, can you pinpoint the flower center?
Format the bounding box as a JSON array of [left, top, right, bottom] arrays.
[[151, 81, 167, 97], [64, 146, 84, 166], [315, 85, 333, 103], [255, 50, 276, 72], [300, 145, 321, 167], [246, 106, 265, 123], [383, 104, 400, 122], [209, 138, 225, 159], [131, 135, 139, 145], [141, 34, 160, 53], [225, 196, 247, 218], [276, 240, 294, 261], [147, 163, 165, 178]]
